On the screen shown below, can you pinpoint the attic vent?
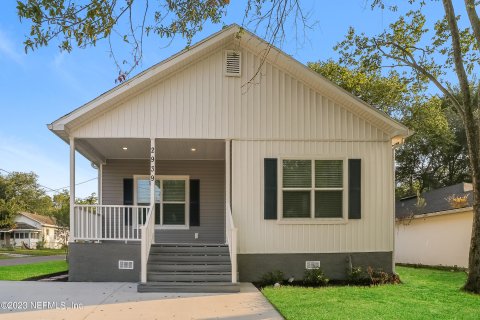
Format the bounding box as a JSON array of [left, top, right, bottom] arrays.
[[305, 261, 321, 269], [224, 50, 241, 77], [118, 260, 134, 270]]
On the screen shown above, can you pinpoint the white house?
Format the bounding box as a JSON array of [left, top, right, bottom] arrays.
[[48, 24, 410, 292], [0, 212, 64, 249], [395, 183, 473, 268]]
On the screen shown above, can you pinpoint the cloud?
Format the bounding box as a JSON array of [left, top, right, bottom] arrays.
[[0, 29, 24, 65]]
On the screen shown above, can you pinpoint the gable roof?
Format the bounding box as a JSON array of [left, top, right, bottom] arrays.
[[49, 24, 410, 143], [18, 212, 58, 227], [396, 183, 473, 219], [12, 222, 41, 231]]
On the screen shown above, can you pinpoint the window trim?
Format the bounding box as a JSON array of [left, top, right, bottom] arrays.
[[134, 175, 190, 230], [278, 157, 348, 224]]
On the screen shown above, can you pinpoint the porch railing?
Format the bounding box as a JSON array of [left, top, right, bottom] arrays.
[[73, 205, 150, 241], [140, 204, 155, 283], [225, 203, 238, 283]]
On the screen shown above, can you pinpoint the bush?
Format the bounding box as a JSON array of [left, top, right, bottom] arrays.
[[347, 266, 367, 284], [367, 266, 401, 285], [260, 270, 285, 286], [303, 268, 329, 287]]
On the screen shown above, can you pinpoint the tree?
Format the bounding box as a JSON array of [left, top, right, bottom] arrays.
[[0, 171, 53, 215], [309, 60, 468, 198], [16, 0, 309, 81], [335, 0, 480, 293]]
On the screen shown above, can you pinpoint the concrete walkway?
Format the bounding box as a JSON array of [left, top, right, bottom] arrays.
[[0, 281, 283, 320], [0, 255, 66, 266]]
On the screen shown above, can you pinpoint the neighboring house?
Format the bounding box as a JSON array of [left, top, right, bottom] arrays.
[[48, 24, 410, 292], [0, 212, 64, 249], [395, 183, 473, 268]]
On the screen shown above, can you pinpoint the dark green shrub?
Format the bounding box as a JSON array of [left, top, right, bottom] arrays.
[[303, 268, 329, 287], [260, 270, 285, 286], [347, 266, 368, 284]]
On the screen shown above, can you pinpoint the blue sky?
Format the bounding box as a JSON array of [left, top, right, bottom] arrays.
[[0, 0, 448, 198]]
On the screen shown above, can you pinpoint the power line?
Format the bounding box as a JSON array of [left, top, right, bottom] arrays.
[[0, 168, 98, 194]]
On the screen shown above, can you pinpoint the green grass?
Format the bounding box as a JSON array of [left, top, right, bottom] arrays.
[[0, 260, 68, 281], [0, 248, 67, 256], [262, 266, 480, 320]]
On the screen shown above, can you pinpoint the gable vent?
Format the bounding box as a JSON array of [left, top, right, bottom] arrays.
[[224, 50, 241, 77]]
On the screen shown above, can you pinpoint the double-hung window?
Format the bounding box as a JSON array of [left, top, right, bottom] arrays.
[[282, 159, 344, 219]]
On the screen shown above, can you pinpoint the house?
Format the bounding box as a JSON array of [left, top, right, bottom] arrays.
[[395, 183, 473, 268], [0, 212, 64, 249], [48, 24, 410, 292]]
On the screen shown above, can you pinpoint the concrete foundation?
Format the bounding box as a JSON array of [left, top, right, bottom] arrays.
[[237, 252, 393, 282], [68, 242, 140, 282]]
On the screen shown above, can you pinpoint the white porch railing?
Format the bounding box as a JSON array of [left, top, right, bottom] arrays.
[[225, 203, 238, 283], [140, 204, 155, 283], [73, 205, 150, 241]]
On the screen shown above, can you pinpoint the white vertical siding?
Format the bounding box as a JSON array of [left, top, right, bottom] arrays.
[[232, 140, 394, 254], [72, 47, 389, 143], [71, 43, 395, 254]]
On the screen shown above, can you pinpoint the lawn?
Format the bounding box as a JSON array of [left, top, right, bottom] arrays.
[[0, 248, 67, 256], [262, 266, 480, 320], [0, 260, 68, 281]]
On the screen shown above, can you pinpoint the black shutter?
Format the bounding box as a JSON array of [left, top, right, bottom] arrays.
[[123, 178, 134, 205], [264, 158, 278, 219], [123, 178, 134, 225], [190, 179, 200, 226], [348, 159, 362, 219]]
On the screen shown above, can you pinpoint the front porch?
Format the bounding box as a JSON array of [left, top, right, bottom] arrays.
[[68, 138, 237, 290]]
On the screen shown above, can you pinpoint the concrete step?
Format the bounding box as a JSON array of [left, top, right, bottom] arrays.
[[148, 263, 231, 272], [147, 271, 232, 282], [137, 282, 240, 293]]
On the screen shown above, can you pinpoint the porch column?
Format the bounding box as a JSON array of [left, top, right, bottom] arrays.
[[150, 139, 156, 208], [225, 139, 231, 210], [69, 137, 75, 243], [98, 164, 103, 205]]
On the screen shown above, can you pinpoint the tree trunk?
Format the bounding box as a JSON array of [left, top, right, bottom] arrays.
[[462, 107, 480, 293]]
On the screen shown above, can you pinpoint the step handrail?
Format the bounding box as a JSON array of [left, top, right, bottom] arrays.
[[140, 204, 155, 283], [225, 203, 237, 283]]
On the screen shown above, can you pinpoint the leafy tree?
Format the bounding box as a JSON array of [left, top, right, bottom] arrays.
[[334, 0, 480, 293], [16, 0, 308, 80], [309, 60, 468, 198], [308, 59, 416, 117], [0, 171, 53, 215]]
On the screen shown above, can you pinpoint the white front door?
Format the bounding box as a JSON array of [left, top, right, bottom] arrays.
[[134, 175, 189, 229]]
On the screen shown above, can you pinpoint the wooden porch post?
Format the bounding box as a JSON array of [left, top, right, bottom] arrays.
[[98, 163, 103, 205], [150, 138, 156, 209], [69, 137, 75, 243], [225, 139, 231, 211]]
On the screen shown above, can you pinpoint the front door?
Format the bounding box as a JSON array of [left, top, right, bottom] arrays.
[[135, 175, 189, 229]]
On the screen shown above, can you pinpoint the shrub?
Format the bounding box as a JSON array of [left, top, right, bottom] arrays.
[[367, 266, 401, 285], [260, 270, 285, 286], [347, 266, 367, 284], [303, 268, 329, 287]]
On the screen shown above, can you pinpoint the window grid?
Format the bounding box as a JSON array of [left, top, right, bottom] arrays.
[[282, 159, 344, 219]]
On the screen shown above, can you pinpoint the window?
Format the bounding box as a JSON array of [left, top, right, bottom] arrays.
[[282, 159, 344, 219], [135, 176, 189, 228]]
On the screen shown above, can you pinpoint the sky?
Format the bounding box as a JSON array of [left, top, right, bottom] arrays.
[[0, 0, 450, 199]]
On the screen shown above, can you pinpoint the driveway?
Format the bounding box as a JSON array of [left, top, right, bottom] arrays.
[[0, 255, 66, 266], [0, 281, 283, 320]]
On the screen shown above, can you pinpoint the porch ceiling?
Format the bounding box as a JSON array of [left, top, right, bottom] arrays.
[[77, 138, 225, 163]]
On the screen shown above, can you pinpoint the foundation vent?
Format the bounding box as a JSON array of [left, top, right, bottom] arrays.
[[305, 261, 321, 269], [224, 50, 241, 77], [118, 260, 134, 270]]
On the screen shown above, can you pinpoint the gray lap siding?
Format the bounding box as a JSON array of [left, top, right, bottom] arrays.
[[102, 159, 225, 244]]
